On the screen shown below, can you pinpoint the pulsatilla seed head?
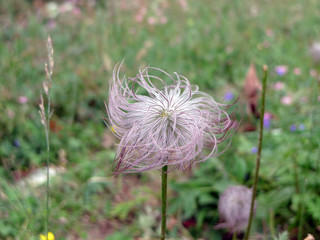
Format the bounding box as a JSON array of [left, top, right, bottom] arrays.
[[215, 185, 256, 233], [105, 63, 238, 175]]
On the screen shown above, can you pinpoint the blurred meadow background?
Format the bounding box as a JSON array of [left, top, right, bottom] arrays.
[[1, 0, 320, 239]]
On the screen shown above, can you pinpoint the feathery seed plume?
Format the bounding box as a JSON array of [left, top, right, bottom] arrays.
[[106, 64, 237, 175], [215, 185, 256, 233]]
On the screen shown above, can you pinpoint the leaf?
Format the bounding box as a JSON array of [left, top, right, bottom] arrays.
[[256, 187, 294, 218], [198, 194, 216, 205], [306, 196, 320, 221], [196, 209, 208, 229], [106, 232, 131, 240], [110, 196, 146, 220], [273, 231, 289, 240], [0, 221, 15, 236], [182, 192, 197, 219], [232, 157, 247, 181], [244, 63, 262, 118]]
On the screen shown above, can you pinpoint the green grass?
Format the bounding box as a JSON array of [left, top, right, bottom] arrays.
[[0, 0, 320, 239]]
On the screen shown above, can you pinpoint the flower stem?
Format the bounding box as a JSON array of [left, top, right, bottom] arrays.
[[232, 231, 237, 240], [161, 165, 168, 240], [244, 65, 268, 240], [269, 209, 275, 238]]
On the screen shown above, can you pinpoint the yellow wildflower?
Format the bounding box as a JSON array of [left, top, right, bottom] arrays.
[[39, 232, 55, 240]]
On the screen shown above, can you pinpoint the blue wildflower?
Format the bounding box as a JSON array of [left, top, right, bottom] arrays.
[[13, 139, 20, 148], [224, 92, 234, 101], [290, 125, 297, 132], [251, 147, 258, 154]]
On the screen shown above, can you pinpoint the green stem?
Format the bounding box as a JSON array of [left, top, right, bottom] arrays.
[[298, 179, 307, 240], [269, 209, 275, 238], [293, 156, 300, 194], [45, 89, 51, 236], [244, 66, 268, 240], [232, 231, 237, 240], [161, 165, 168, 240]]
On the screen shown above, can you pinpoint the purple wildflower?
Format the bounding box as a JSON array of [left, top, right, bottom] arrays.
[[224, 92, 234, 101], [273, 81, 284, 91], [251, 147, 258, 154], [13, 139, 20, 148], [263, 112, 272, 129], [106, 64, 237, 175], [215, 185, 256, 233], [299, 124, 305, 131], [275, 65, 288, 76], [290, 124, 297, 132], [18, 96, 28, 104], [281, 95, 293, 105], [263, 118, 271, 129]]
